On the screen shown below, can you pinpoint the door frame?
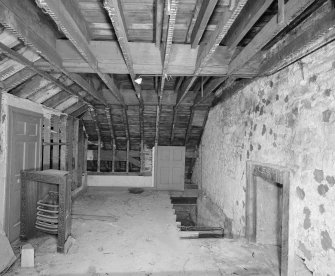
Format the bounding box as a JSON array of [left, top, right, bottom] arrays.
[[245, 161, 293, 276], [4, 106, 43, 239]]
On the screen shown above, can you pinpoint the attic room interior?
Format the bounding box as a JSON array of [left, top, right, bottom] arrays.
[[0, 0, 335, 275]]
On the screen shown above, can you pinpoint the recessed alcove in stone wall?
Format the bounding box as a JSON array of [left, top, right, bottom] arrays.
[[246, 161, 292, 276]]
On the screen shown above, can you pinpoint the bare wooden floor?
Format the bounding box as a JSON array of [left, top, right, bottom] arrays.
[[8, 190, 280, 275]]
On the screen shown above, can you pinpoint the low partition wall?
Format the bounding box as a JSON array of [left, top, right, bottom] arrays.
[[87, 172, 154, 188]]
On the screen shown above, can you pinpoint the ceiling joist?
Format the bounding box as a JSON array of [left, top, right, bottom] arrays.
[[223, 0, 274, 49], [156, 0, 165, 47], [35, 0, 124, 106], [0, 0, 106, 106], [156, 0, 178, 145], [190, 0, 218, 49], [0, 41, 83, 104], [176, 0, 248, 106], [228, 0, 317, 75]]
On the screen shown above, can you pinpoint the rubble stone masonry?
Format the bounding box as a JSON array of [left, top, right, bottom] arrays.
[[192, 41, 335, 275]]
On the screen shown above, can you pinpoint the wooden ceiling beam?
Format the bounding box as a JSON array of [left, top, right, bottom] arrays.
[[103, 0, 145, 146], [103, 0, 143, 104], [193, 76, 228, 106], [156, 0, 165, 47], [223, 0, 273, 49], [228, 0, 317, 75], [177, 0, 248, 106], [0, 0, 105, 105], [36, 0, 125, 106], [38, 40, 257, 77], [259, 2, 335, 76], [0, 42, 84, 104], [159, 0, 179, 101], [185, 0, 202, 43], [156, 0, 178, 146], [190, 0, 218, 49]]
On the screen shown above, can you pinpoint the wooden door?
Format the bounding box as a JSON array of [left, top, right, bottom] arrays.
[[155, 146, 185, 191], [5, 107, 42, 242]]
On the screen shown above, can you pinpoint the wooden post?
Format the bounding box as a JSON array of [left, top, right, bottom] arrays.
[[83, 135, 88, 173], [52, 115, 60, 170], [59, 115, 67, 170], [126, 139, 129, 173], [97, 136, 101, 172], [140, 139, 144, 172], [112, 139, 115, 173], [77, 120, 84, 188], [43, 117, 51, 170], [72, 119, 79, 188]]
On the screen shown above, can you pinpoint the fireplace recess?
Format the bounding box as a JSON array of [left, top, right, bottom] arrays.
[[246, 161, 293, 276]]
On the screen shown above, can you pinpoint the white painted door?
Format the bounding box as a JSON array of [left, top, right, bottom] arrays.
[[155, 146, 185, 191], [5, 107, 42, 242]]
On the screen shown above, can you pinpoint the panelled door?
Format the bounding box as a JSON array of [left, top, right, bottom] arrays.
[[155, 146, 185, 191], [5, 107, 42, 242]]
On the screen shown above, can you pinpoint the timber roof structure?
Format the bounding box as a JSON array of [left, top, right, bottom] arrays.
[[0, 0, 332, 176]]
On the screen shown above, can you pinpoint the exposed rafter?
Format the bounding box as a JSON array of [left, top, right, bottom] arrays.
[[64, 102, 88, 118], [0, 42, 85, 105], [156, 0, 165, 47], [193, 76, 228, 106], [158, 0, 179, 101], [185, 0, 202, 43], [0, 0, 106, 106], [105, 107, 116, 142], [223, 0, 274, 49], [89, 106, 105, 149], [103, 0, 143, 104], [156, 0, 178, 145], [170, 107, 178, 144], [103, 0, 145, 147], [228, 0, 317, 75], [259, 2, 335, 76], [176, 0, 248, 106], [35, 0, 125, 106], [1, 68, 36, 93], [184, 108, 195, 145], [190, 0, 218, 49]]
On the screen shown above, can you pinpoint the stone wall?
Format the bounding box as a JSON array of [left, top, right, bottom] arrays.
[[192, 41, 335, 274]]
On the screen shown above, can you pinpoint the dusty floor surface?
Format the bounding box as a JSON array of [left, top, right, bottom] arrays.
[[6, 190, 282, 276]]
